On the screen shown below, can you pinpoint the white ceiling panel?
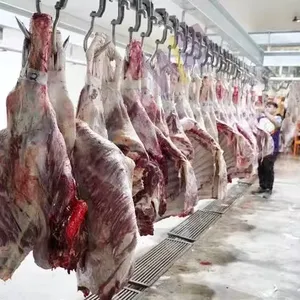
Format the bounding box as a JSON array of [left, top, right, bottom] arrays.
[[219, 0, 300, 32]]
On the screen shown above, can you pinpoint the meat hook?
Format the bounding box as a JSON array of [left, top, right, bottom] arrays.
[[149, 8, 172, 68], [111, 0, 130, 45], [211, 43, 220, 69], [52, 0, 69, 54], [200, 36, 212, 68], [36, 0, 42, 13], [179, 21, 188, 53], [216, 48, 225, 73], [223, 51, 231, 74], [227, 54, 235, 76], [232, 59, 241, 80], [191, 33, 202, 74], [84, 0, 112, 52], [184, 26, 196, 65], [155, 9, 173, 44], [141, 0, 157, 46], [128, 0, 147, 42], [167, 15, 179, 61]]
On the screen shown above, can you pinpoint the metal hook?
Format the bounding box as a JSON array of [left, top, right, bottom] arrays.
[[211, 43, 219, 68], [36, 0, 41, 13], [167, 15, 179, 61], [200, 37, 212, 68], [186, 27, 195, 56], [149, 8, 172, 67], [129, 0, 147, 43], [141, 0, 157, 46], [233, 60, 241, 80], [155, 8, 172, 44], [169, 15, 179, 49], [224, 53, 230, 74], [112, 0, 130, 44], [194, 32, 203, 60], [84, 0, 111, 52], [179, 22, 188, 53], [191, 34, 201, 74], [216, 48, 225, 73], [184, 26, 195, 66], [52, 0, 68, 54]]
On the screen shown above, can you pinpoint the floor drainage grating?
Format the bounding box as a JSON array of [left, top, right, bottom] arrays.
[[86, 287, 142, 300], [168, 210, 221, 242], [129, 238, 192, 287], [202, 200, 230, 214], [114, 287, 142, 300]]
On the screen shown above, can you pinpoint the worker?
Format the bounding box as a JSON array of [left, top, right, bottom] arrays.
[[253, 101, 283, 197]]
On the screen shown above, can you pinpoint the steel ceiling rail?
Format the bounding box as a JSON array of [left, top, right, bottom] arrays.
[[171, 0, 264, 66]]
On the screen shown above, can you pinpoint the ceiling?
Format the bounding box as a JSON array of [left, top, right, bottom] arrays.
[[219, 0, 300, 33]]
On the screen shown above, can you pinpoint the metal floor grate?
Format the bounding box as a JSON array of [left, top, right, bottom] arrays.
[[129, 238, 191, 287], [168, 210, 221, 242], [85, 287, 142, 300], [202, 200, 230, 214]]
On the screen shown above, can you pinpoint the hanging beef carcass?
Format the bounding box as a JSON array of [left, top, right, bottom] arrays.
[[47, 31, 138, 298], [74, 121, 137, 299], [199, 76, 219, 141], [200, 78, 254, 182], [166, 63, 227, 200], [76, 34, 162, 235], [122, 41, 198, 218], [148, 51, 195, 160], [2, 13, 87, 278], [227, 85, 256, 178], [96, 38, 164, 234], [215, 81, 257, 179], [76, 33, 147, 200]]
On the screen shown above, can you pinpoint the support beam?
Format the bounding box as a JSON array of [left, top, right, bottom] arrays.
[[171, 0, 264, 65]]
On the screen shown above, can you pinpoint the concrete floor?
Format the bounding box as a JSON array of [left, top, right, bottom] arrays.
[[143, 156, 300, 300]]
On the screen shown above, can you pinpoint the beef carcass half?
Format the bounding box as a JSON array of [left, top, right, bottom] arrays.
[[168, 65, 227, 200], [74, 121, 138, 299], [100, 38, 164, 235], [3, 13, 87, 277], [151, 51, 195, 160], [77, 34, 147, 200], [122, 41, 197, 218]]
